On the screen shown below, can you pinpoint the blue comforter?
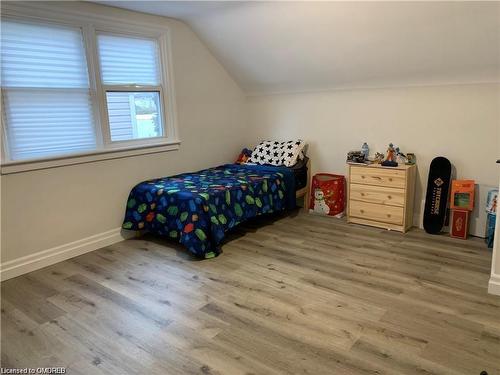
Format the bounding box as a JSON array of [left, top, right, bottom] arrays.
[[122, 164, 295, 258]]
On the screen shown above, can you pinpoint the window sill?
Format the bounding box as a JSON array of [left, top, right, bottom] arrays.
[[1, 139, 181, 175]]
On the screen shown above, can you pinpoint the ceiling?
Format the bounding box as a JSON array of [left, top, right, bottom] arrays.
[[96, 1, 500, 95]]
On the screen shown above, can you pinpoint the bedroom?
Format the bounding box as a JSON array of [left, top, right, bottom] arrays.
[[0, 1, 499, 374]]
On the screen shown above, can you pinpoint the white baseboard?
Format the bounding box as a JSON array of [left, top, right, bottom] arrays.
[[488, 273, 500, 296], [0, 228, 135, 281]]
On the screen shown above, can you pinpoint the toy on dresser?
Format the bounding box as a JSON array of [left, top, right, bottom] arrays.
[[381, 143, 398, 167]]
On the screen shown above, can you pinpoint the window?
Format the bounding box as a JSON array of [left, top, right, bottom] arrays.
[[97, 34, 164, 142], [105, 91, 162, 141], [1, 20, 96, 161], [0, 11, 178, 170]]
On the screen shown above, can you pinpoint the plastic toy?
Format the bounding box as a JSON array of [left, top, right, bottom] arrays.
[[361, 143, 369, 159], [346, 151, 366, 164], [381, 143, 398, 167], [373, 152, 384, 164], [406, 153, 416, 165]]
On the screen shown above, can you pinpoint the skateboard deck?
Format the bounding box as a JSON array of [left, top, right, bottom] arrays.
[[423, 157, 452, 234]]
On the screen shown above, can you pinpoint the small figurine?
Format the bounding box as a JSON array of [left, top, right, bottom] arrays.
[[235, 148, 253, 164], [396, 147, 407, 164], [347, 151, 366, 164], [386, 143, 396, 162], [381, 143, 398, 167], [361, 143, 369, 159], [406, 153, 416, 165], [373, 152, 384, 164]]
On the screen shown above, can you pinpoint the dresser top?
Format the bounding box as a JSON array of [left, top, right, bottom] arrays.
[[347, 163, 416, 171]]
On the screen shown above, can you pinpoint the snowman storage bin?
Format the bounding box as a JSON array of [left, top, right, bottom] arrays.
[[309, 174, 345, 217]]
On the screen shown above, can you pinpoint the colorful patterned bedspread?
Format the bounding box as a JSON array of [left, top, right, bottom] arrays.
[[122, 164, 295, 258]]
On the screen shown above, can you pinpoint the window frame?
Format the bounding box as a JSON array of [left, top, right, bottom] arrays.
[[94, 29, 170, 148], [0, 4, 179, 174]]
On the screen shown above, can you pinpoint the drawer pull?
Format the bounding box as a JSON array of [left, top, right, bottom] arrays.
[[387, 214, 391, 218], [387, 195, 392, 199], [360, 209, 365, 214], [361, 192, 365, 196], [389, 178, 393, 181], [361, 175, 365, 179]]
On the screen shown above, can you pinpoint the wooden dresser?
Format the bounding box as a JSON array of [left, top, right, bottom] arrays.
[[347, 163, 416, 232]]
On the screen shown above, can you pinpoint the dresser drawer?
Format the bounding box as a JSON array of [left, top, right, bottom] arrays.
[[349, 183, 405, 207], [350, 166, 406, 188], [349, 200, 404, 225]]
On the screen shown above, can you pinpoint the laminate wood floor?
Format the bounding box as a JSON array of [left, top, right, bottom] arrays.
[[2, 211, 499, 375]]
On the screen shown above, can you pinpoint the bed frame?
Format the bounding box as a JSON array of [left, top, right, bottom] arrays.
[[295, 158, 311, 210]]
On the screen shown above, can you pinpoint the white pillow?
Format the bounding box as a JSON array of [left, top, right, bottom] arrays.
[[249, 140, 306, 167]]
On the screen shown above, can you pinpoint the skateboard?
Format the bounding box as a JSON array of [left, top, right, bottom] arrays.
[[423, 157, 452, 234]]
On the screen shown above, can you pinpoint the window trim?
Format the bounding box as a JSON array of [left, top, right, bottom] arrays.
[[0, 3, 180, 175]]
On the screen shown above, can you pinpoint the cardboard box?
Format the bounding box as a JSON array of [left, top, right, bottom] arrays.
[[450, 209, 470, 240], [450, 180, 475, 211]]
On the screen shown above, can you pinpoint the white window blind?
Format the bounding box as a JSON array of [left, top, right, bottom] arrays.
[[0, 10, 176, 170], [1, 20, 96, 161], [97, 34, 160, 85]]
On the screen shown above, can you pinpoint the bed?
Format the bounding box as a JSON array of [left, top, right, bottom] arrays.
[[122, 159, 310, 258]]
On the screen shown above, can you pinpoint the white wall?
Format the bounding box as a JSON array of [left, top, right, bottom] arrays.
[[489, 107, 500, 294], [489, 175, 500, 295], [0, 2, 248, 273], [247, 83, 500, 227]]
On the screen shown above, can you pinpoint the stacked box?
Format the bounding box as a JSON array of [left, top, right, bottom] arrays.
[[486, 214, 496, 248], [450, 209, 470, 240], [449, 180, 475, 239], [485, 189, 498, 248]]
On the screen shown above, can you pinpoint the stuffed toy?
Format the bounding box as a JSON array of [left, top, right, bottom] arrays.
[[235, 148, 253, 164]]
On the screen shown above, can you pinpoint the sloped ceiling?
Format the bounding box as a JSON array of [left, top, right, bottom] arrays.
[[96, 1, 500, 95]]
